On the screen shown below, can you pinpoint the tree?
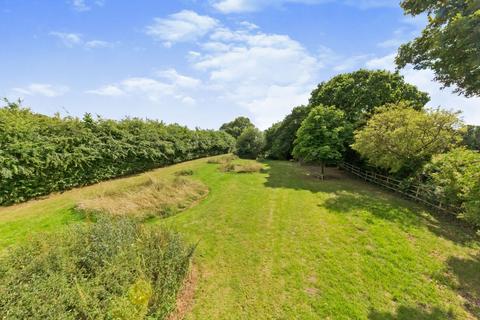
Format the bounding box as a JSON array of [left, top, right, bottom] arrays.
[[462, 125, 480, 150], [292, 105, 351, 179], [422, 148, 480, 227], [220, 116, 254, 139], [352, 102, 464, 176], [396, 0, 480, 97], [309, 69, 430, 125], [235, 127, 265, 159], [264, 105, 311, 160]]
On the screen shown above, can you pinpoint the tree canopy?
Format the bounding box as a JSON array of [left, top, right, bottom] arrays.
[[309, 69, 430, 125], [293, 105, 351, 178], [235, 127, 265, 159], [396, 0, 480, 97], [352, 102, 464, 175], [263, 105, 311, 160], [220, 116, 254, 139], [462, 125, 480, 150]]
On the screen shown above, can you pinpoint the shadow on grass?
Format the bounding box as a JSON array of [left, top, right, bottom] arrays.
[[368, 306, 454, 320], [445, 254, 480, 317], [263, 160, 479, 246]]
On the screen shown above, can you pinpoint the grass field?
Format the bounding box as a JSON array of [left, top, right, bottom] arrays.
[[1, 156, 479, 319]]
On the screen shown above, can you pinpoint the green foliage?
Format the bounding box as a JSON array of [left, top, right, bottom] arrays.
[[309, 69, 430, 124], [462, 125, 480, 150], [396, 0, 480, 97], [352, 103, 464, 175], [235, 127, 265, 159], [0, 102, 235, 205], [220, 116, 254, 139], [293, 105, 351, 177], [264, 105, 311, 160], [421, 148, 480, 228], [0, 217, 193, 319], [264, 70, 429, 161]]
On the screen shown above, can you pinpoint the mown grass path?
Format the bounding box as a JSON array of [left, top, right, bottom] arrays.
[[161, 160, 479, 319], [1, 157, 479, 319]]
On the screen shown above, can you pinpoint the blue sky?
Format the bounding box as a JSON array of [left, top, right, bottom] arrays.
[[2, 0, 479, 129]]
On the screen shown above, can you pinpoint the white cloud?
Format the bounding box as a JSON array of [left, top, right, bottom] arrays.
[[155, 69, 201, 88], [50, 32, 83, 47], [85, 40, 115, 49], [211, 0, 396, 13], [69, 0, 105, 12], [87, 69, 200, 105], [333, 54, 372, 71], [192, 24, 320, 128], [365, 53, 480, 125], [145, 10, 218, 47], [50, 32, 115, 49], [13, 84, 70, 97], [86, 85, 125, 96], [71, 0, 90, 12]]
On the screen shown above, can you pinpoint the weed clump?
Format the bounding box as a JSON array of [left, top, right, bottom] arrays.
[[220, 162, 263, 173], [0, 217, 193, 320], [175, 169, 194, 176], [206, 154, 238, 164], [76, 176, 208, 220]]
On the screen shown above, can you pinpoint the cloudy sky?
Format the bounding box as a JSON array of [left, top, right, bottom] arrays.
[[2, 0, 479, 129]]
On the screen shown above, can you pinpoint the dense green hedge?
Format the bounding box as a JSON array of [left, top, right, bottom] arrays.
[[0, 102, 235, 205]]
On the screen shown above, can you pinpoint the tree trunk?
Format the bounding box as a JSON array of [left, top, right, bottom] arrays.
[[320, 162, 325, 180]]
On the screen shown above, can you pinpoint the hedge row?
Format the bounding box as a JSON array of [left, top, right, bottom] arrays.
[[0, 103, 235, 205]]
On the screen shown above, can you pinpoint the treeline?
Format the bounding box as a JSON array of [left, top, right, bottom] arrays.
[[254, 69, 480, 229], [0, 100, 235, 205]]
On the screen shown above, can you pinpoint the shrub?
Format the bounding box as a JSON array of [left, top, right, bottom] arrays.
[[0, 217, 194, 319], [76, 176, 208, 219], [421, 148, 480, 228], [235, 127, 265, 159], [206, 154, 238, 164]]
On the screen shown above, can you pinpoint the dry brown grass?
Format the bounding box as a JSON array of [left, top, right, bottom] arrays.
[[220, 162, 263, 173], [76, 176, 208, 219], [206, 154, 238, 164]]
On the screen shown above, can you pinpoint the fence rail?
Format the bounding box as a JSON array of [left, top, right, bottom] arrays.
[[339, 162, 461, 216]]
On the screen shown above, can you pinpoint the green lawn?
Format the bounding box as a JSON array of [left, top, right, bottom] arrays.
[[1, 157, 479, 319]]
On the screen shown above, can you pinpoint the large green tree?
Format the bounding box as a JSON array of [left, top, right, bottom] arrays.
[[235, 127, 265, 159], [352, 102, 464, 175], [309, 69, 430, 125], [293, 105, 351, 179], [220, 116, 254, 139], [462, 125, 480, 150], [396, 0, 480, 97], [264, 105, 311, 160]]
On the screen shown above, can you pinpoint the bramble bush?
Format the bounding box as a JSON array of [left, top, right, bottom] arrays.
[[0, 216, 194, 319], [0, 100, 235, 205]]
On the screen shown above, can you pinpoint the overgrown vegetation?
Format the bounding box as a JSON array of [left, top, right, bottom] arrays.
[[0, 217, 193, 320], [0, 100, 234, 205], [235, 127, 265, 159], [421, 148, 480, 227], [76, 176, 208, 220]]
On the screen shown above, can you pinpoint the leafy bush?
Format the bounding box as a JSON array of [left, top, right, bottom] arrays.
[[235, 127, 265, 159], [0, 101, 235, 205], [421, 148, 480, 228], [76, 176, 208, 219], [0, 217, 194, 319]]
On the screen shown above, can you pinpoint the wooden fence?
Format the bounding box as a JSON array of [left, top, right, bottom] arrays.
[[339, 162, 461, 216]]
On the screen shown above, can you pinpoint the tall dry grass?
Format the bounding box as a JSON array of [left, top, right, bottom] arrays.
[[76, 176, 208, 219]]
